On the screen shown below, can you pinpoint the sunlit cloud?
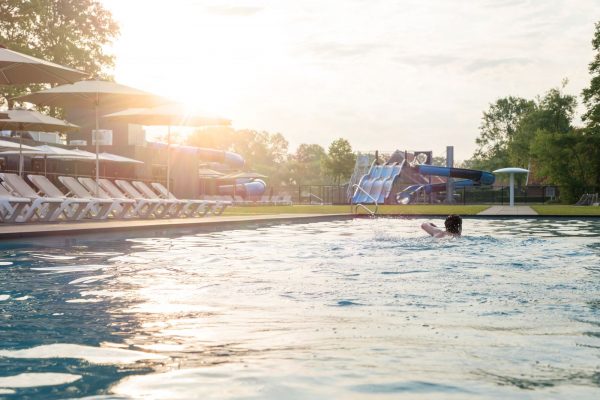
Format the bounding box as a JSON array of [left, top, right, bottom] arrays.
[[101, 0, 599, 160]]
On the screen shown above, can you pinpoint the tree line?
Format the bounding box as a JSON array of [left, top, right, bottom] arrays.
[[467, 22, 600, 202], [185, 127, 357, 189]]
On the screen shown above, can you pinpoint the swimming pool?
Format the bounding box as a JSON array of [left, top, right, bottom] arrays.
[[0, 217, 599, 399]]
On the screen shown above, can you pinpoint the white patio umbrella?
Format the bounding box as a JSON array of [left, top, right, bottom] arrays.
[[0, 45, 87, 85], [493, 167, 529, 207], [102, 103, 230, 193], [67, 148, 143, 164], [0, 139, 41, 152], [15, 80, 164, 193], [32, 145, 92, 175], [0, 109, 79, 175]]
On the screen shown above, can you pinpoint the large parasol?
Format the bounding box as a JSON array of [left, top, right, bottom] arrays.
[[16, 80, 165, 194], [0, 109, 79, 175], [0, 45, 87, 85]]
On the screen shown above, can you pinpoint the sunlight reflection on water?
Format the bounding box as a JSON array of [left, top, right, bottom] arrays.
[[0, 217, 599, 399]]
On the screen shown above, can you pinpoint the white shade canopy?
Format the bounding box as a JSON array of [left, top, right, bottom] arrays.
[[34, 145, 93, 160], [0, 45, 87, 85], [15, 80, 166, 108], [493, 168, 529, 174], [102, 103, 231, 127], [0, 109, 79, 133], [68, 148, 143, 164], [0, 139, 41, 152]]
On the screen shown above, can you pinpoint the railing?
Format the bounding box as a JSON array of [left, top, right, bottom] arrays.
[[309, 193, 324, 205], [350, 184, 378, 216]]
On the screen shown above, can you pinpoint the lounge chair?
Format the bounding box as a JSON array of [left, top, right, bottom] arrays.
[[131, 181, 199, 217], [0, 184, 31, 223], [151, 182, 228, 215], [114, 180, 173, 218], [82, 177, 162, 219], [28, 175, 112, 220], [58, 176, 134, 219], [0, 173, 82, 222]]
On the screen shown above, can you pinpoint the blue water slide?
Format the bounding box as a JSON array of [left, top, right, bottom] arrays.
[[218, 179, 266, 197], [416, 165, 495, 185], [369, 164, 396, 204], [396, 177, 478, 204], [353, 164, 382, 203], [148, 142, 245, 169], [378, 162, 404, 203], [148, 142, 264, 196]]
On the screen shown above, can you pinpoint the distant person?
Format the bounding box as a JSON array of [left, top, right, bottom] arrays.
[[421, 214, 462, 238]]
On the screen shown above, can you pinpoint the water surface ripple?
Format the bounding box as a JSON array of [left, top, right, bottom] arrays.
[[0, 217, 599, 399]]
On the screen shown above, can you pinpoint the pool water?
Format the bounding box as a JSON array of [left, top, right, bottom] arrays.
[[0, 217, 599, 399]]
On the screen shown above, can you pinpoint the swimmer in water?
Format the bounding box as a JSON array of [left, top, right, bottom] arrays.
[[421, 214, 462, 238]]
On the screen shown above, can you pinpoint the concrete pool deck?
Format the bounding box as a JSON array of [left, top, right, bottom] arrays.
[[477, 205, 538, 216], [0, 214, 353, 240]]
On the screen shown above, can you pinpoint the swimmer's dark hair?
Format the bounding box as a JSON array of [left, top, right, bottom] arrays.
[[445, 214, 462, 235]]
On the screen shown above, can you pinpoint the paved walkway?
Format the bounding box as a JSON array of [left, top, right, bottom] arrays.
[[477, 205, 538, 216], [0, 213, 352, 240]]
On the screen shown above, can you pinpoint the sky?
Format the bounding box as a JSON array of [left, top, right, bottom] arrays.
[[101, 0, 599, 161]]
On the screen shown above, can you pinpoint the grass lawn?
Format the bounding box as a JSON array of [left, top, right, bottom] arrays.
[[222, 204, 489, 216], [530, 205, 600, 215]]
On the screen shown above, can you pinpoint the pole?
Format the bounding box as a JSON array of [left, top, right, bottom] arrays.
[[445, 146, 454, 204], [18, 125, 23, 177], [166, 125, 171, 194], [95, 94, 100, 196], [509, 173, 515, 207]]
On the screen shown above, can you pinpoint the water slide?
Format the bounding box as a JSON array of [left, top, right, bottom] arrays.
[[149, 142, 266, 197], [396, 165, 494, 204], [415, 165, 495, 185], [351, 162, 404, 204]]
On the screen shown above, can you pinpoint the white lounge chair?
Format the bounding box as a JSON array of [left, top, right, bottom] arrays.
[[28, 175, 111, 220], [0, 173, 80, 222], [131, 181, 194, 217], [59, 176, 133, 219], [151, 182, 228, 215], [0, 184, 31, 223], [113, 180, 172, 218], [86, 178, 162, 219]]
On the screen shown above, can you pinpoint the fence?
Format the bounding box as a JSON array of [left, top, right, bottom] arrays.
[[297, 185, 347, 204]]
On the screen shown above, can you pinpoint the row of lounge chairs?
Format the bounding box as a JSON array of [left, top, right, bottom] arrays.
[[0, 173, 231, 223]]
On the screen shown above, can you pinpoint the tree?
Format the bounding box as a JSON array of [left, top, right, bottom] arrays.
[[0, 0, 120, 107], [186, 126, 236, 150], [582, 21, 600, 130], [289, 143, 326, 185], [322, 138, 356, 184], [509, 84, 576, 166], [473, 96, 535, 171], [530, 129, 600, 202], [431, 156, 446, 166]]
